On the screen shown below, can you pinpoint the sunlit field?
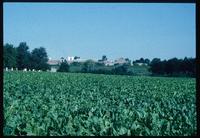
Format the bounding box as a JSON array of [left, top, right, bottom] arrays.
[[3, 71, 196, 136]]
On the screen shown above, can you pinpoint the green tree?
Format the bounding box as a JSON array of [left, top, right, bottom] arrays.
[[132, 60, 137, 65], [125, 58, 131, 65], [102, 55, 107, 61], [3, 43, 17, 68], [81, 60, 95, 73], [16, 42, 31, 70], [60, 57, 64, 62], [149, 57, 195, 77], [74, 56, 80, 60], [144, 58, 150, 65], [71, 61, 82, 66], [30, 47, 50, 71], [181, 57, 195, 76], [112, 63, 130, 75], [95, 62, 104, 67], [165, 58, 179, 75], [149, 58, 162, 74], [57, 61, 69, 72], [139, 58, 145, 63]]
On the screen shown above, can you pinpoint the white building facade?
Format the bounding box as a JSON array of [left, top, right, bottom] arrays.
[[67, 56, 74, 61]]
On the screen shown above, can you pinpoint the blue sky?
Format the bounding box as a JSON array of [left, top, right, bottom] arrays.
[[3, 3, 195, 61]]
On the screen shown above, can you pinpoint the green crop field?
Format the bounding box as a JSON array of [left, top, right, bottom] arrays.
[[3, 71, 196, 136]]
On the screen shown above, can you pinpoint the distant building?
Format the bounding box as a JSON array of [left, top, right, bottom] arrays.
[[66, 56, 91, 64], [98, 57, 130, 66], [136, 63, 148, 66], [65, 56, 74, 64], [114, 57, 127, 65], [104, 60, 115, 66], [73, 58, 87, 63], [47, 59, 61, 72], [67, 56, 74, 61]]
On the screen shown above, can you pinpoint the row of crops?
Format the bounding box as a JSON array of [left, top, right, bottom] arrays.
[[3, 71, 196, 136]]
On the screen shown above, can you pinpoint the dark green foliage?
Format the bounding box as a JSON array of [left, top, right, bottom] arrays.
[[112, 64, 130, 75], [132, 58, 150, 65], [80, 62, 133, 76], [3, 43, 18, 68], [149, 58, 162, 74], [74, 56, 80, 60], [95, 62, 105, 67], [57, 61, 69, 72], [124, 58, 131, 66], [98, 55, 107, 64], [81, 60, 96, 73], [30, 47, 50, 71], [102, 55, 107, 61], [3, 42, 50, 71], [70, 62, 82, 66], [70, 61, 149, 76], [149, 57, 195, 77], [16, 42, 31, 70], [144, 59, 150, 65], [135, 58, 145, 63]]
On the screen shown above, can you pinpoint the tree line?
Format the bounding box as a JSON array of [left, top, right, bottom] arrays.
[[4, 42, 50, 71], [4, 42, 196, 77], [149, 57, 196, 77], [58, 56, 196, 77], [57, 56, 135, 75]]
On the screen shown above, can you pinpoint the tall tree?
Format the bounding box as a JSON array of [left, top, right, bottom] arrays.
[[60, 57, 64, 63], [149, 58, 161, 74], [30, 47, 50, 71], [3, 43, 17, 68], [139, 58, 145, 63], [57, 61, 69, 72], [112, 64, 129, 75], [16, 42, 31, 70], [82, 60, 95, 73], [102, 55, 107, 61], [149, 57, 195, 77]]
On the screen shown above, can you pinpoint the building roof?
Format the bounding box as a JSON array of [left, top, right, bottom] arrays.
[[114, 58, 126, 64], [47, 60, 60, 65]]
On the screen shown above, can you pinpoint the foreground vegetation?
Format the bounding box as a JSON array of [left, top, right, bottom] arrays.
[[3, 71, 196, 136]]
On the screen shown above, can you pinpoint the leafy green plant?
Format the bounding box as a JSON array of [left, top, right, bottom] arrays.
[[3, 71, 196, 136]]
